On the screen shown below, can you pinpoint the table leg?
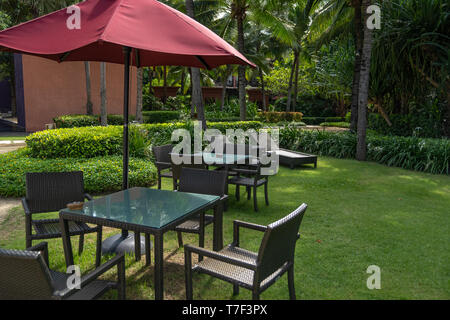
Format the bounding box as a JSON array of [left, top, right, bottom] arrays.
[[59, 216, 74, 267], [154, 233, 164, 300], [134, 232, 141, 262], [213, 201, 224, 251]]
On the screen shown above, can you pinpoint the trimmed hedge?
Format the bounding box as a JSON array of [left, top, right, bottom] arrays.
[[0, 148, 157, 197], [258, 112, 303, 123], [320, 122, 350, 128], [279, 128, 449, 175], [302, 117, 345, 125], [26, 121, 264, 159], [142, 111, 180, 123], [54, 112, 180, 128]]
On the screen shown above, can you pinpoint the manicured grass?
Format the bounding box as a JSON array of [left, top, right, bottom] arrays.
[[1, 156, 449, 300], [0, 136, 26, 141]]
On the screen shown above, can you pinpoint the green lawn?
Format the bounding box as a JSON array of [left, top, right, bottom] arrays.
[[1, 156, 449, 300]]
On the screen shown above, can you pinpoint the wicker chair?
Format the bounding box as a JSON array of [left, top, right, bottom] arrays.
[[171, 161, 208, 191], [22, 171, 102, 266], [184, 203, 307, 300], [152, 144, 174, 189], [227, 162, 269, 212], [0, 242, 125, 300], [174, 168, 228, 251]]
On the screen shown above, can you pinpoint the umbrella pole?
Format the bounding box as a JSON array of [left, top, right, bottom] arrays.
[[102, 46, 148, 258]]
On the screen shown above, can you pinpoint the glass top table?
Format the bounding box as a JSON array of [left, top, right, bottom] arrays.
[[59, 187, 223, 300], [170, 152, 254, 165]]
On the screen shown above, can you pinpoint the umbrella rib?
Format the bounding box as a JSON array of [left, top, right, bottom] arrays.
[[196, 56, 211, 70], [59, 51, 72, 62]]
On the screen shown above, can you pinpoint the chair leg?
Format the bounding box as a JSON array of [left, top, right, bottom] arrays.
[[185, 251, 193, 300], [233, 284, 240, 296], [235, 185, 240, 201], [252, 291, 260, 300], [96, 226, 102, 267], [145, 233, 151, 266], [253, 187, 258, 212], [247, 186, 251, 200], [78, 234, 84, 254], [157, 173, 162, 189], [134, 232, 141, 262], [26, 237, 32, 249], [288, 264, 296, 300], [264, 182, 269, 206], [177, 231, 184, 248]]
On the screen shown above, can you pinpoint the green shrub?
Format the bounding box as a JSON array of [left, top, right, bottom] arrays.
[[279, 128, 449, 174], [320, 122, 350, 128], [0, 149, 157, 197], [26, 126, 123, 159], [142, 111, 180, 123], [368, 113, 444, 138], [54, 114, 136, 128]]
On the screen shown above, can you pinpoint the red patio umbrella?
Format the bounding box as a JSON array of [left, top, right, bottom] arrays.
[[0, 0, 254, 255]]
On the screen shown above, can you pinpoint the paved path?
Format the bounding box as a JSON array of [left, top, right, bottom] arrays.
[[0, 198, 21, 223], [0, 140, 26, 154]]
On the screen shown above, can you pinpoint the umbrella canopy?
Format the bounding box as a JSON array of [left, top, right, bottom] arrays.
[[0, 0, 254, 69]]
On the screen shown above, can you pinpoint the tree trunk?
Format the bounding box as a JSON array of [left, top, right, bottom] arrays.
[[356, 0, 374, 161], [100, 62, 107, 126], [84, 62, 93, 115], [236, 14, 247, 121], [286, 51, 298, 112], [180, 68, 186, 95], [350, 0, 363, 133], [292, 53, 300, 112], [185, 0, 206, 128], [136, 67, 144, 123], [163, 66, 168, 104], [259, 68, 267, 111]]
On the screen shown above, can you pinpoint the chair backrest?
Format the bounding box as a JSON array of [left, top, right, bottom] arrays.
[[171, 163, 208, 184], [255, 203, 308, 282], [25, 171, 85, 214], [179, 168, 227, 197], [0, 248, 55, 299], [152, 144, 173, 163]]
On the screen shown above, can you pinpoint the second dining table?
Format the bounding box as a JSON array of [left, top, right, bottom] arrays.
[[59, 187, 223, 300]]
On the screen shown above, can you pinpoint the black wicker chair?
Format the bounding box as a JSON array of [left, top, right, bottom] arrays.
[[174, 168, 228, 252], [184, 203, 307, 300], [22, 171, 102, 266], [152, 144, 174, 189], [0, 242, 126, 300], [227, 162, 269, 212], [171, 161, 208, 191]]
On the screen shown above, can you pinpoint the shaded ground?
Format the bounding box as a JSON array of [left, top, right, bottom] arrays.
[[0, 198, 21, 223]]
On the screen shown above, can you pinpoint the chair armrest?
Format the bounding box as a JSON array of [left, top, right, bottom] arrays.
[[21, 197, 31, 215], [57, 253, 126, 299], [84, 193, 93, 201], [233, 220, 267, 247], [27, 242, 49, 267], [155, 161, 171, 169], [232, 168, 258, 175], [184, 245, 257, 271]]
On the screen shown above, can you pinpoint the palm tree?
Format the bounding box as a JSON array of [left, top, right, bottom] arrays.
[[356, 0, 373, 161], [185, 0, 206, 129], [136, 67, 144, 123], [100, 62, 107, 126]]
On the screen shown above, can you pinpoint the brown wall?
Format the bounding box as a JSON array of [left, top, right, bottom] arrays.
[[22, 55, 137, 132]]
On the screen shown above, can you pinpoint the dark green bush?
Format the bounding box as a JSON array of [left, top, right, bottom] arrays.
[[54, 114, 136, 128], [368, 113, 444, 138], [279, 128, 449, 174], [273, 95, 338, 117], [142, 111, 180, 123], [0, 149, 157, 197]]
